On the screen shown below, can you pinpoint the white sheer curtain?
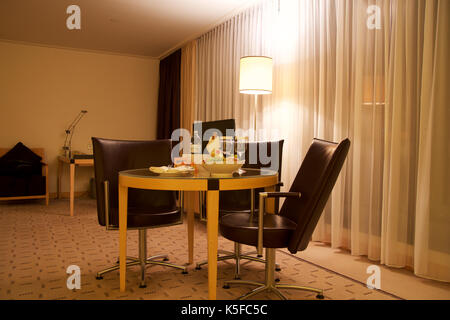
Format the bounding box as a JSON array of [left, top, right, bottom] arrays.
[[414, 0, 450, 281], [188, 0, 450, 282], [195, 0, 276, 131]]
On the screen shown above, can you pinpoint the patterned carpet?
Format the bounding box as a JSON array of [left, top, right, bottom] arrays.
[[0, 199, 398, 300]]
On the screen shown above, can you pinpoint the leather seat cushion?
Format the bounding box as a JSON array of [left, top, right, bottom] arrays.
[[109, 207, 181, 228], [219, 208, 258, 216], [219, 213, 297, 248]]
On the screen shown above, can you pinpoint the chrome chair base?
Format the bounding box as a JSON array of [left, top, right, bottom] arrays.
[[96, 254, 173, 279], [197, 190, 281, 278], [195, 242, 281, 279], [223, 248, 324, 300], [96, 230, 187, 288], [114, 254, 169, 264]]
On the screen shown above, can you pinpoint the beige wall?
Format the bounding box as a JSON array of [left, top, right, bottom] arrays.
[[0, 41, 160, 195]]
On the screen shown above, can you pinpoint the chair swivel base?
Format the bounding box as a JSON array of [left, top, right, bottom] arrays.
[[195, 251, 281, 270], [96, 254, 187, 282], [195, 243, 281, 278], [114, 255, 169, 264], [222, 248, 323, 300], [223, 280, 324, 300]]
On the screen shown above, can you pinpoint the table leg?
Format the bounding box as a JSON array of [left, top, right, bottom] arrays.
[[206, 190, 219, 300], [69, 163, 75, 216], [187, 191, 195, 265], [119, 184, 128, 292], [57, 159, 61, 199]]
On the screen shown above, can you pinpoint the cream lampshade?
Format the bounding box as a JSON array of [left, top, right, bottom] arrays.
[[239, 56, 273, 141], [239, 56, 273, 94]]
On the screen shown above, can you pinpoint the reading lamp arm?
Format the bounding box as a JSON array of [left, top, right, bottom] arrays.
[[66, 110, 87, 132], [63, 110, 88, 153]]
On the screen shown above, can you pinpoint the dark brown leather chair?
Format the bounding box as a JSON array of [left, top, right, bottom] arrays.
[[193, 118, 236, 153], [92, 137, 187, 288], [219, 140, 284, 215], [221, 138, 350, 299], [196, 140, 284, 278], [194, 119, 236, 218]]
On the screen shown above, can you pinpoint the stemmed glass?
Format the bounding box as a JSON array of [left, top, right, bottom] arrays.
[[235, 136, 248, 163]]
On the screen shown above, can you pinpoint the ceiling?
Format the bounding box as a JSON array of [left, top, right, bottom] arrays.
[[0, 0, 256, 58]]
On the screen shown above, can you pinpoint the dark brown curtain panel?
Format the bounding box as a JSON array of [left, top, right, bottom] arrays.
[[157, 49, 181, 139]]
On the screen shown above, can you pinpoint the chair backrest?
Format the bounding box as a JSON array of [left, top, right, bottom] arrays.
[[220, 140, 284, 211], [279, 138, 350, 253], [242, 140, 284, 173], [92, 137, 177, 227], [193, 119, 236, 152]]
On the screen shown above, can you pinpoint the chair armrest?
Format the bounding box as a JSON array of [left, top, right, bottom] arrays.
[[262, 191, 301, 199], [256, 191, 302, 255], [258, 193, 265, 256], [104, 181, 110, 228]]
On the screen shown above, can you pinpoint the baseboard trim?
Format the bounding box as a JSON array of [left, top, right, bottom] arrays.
[[49, 191, 90, 199], [277, 249, 405, 300]]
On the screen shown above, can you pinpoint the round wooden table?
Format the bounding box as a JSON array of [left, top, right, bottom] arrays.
[[118, 168, 278, 300]]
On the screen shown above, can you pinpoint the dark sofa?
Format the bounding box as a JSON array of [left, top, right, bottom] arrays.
[[0, 142, 49, 205]]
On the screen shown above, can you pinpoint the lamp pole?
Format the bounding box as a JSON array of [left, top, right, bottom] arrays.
[[254, 95, 258, 141]]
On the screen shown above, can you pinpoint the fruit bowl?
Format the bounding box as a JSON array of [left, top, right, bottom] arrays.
[[200, 162, 243, 177]]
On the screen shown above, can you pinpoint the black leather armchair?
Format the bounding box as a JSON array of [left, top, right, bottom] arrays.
[[194, 119, 237, 217], [220, 138, 350, 299], [196, 140, 284, 278], [193, 118, 236, 153], [92, 137, 187, 288]]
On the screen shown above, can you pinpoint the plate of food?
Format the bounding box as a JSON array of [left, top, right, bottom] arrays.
[[149, 165, 194, 177]]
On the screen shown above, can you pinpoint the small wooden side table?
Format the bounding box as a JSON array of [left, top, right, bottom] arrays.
[[57, 155, 94, 216]]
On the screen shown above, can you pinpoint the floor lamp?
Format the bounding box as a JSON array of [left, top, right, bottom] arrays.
[[239, 56, 273, 141]]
